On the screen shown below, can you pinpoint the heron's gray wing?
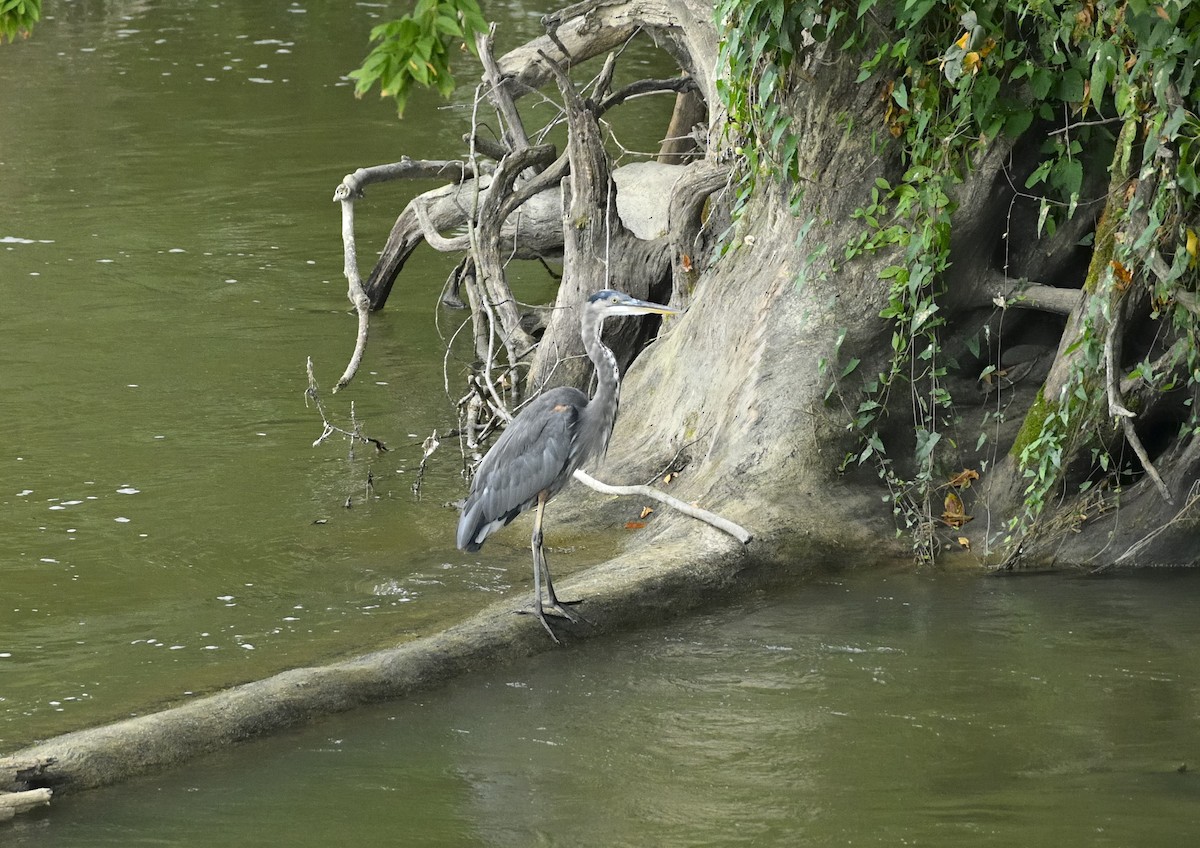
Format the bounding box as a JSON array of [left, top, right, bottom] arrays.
[[456, 388, 587, 551]]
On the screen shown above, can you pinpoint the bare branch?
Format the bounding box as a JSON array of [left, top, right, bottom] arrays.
[[330, 179, 373, 391], [338, 157, 483, 195], [477, 24, 532, 152], [1103, 327, 1136, 420], [598, 76, 699, 113], [985, 273, 1081, 314], [305, 357, 389, 454], [573, 469, 753, 544], [1103, 319, 1173, 505]]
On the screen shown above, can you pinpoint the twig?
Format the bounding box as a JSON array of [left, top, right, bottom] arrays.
[[1048, 115, 1122, 135], [573, 469, 753, 544], [411, 430, 440, 499], [305, 358, 388, 453], [1102, 484, 1200, 570]]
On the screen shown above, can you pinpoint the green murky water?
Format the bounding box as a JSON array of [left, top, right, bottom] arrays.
[[3, 2, 1200, 845], [9, 569, 1200, 846]]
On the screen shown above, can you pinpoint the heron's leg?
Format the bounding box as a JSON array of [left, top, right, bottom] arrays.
[[515, 494, 582, 642], [535, 499, 588, 624], [522, 493, 563, 642], [542, 560, 584, 613]]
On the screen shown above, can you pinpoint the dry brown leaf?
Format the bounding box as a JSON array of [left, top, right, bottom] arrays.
[[1111, 259, 1133, 290], [948, 468, 980, 489], [957, 536, 971, 550], [624, 521, 646, 530], [639, 506, 654, 519], [941, 491, 972, 528]]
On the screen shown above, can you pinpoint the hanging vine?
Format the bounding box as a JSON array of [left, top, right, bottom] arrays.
[[713, 0, 1200, 561]]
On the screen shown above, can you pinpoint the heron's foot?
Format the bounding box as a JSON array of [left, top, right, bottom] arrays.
[[516, 597, 590, 642], [516, 600, 581, 622]]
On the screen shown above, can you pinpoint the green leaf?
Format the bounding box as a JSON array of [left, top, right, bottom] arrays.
[[1029, 68, 1053, 100], [1056, 67, 1085, 102], [1090, 40, 1120, 104], [1025, 158, 1053, 188]]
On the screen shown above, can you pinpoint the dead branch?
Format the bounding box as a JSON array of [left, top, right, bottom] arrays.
[[573, 469, 752, 543], [478, 24, 532, 152], [1104, 319, 1173, 504], [598, 76, 699, 113], [985, 273, 1082, 314], [0, 787, 52, 822], [331, 177, 373, 392], [329, 158, 485, 391]]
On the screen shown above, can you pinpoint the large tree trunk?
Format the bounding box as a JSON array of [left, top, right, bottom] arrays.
[[343, 0, 1200, 570]]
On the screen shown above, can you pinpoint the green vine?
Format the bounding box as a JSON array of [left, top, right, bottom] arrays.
[[715, 0, 1200, 560]]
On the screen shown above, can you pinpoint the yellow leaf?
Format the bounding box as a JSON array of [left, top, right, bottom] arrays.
[[962, 52, 981, 74], [957, 536, 971, 551], [1186, 229, 1198, 267], [954, 31, 970, 50]]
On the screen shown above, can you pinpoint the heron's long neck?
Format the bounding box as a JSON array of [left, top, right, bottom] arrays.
[[580, 308, 621, 459]]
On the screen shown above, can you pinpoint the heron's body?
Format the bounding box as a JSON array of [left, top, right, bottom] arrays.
[[455, 289, 678, 641], [456, 385, 592, 552]]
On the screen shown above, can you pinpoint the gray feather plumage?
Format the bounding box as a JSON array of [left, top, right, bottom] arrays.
[[454, 290, 677, 556], [457, 387, 589, 551]]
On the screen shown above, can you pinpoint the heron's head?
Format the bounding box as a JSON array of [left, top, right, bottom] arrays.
[[587, 289, 681, 317]]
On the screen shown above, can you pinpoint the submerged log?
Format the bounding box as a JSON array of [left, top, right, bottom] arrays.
[[0, 521, 850, 796]]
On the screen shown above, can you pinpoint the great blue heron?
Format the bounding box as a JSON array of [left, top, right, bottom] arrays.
[[456, 289, 681, 642]]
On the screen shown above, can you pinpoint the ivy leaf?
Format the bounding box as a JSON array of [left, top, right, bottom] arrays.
[[1004, 109, 1034, 137], [1056, 67, 1085, 102], [1030, 68, 1054, 99], [1090, 41, 1120, 105]]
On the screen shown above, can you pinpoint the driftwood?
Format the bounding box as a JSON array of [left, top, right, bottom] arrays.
[[0, 758, 53, 822], [0, 788, 52, 822]]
